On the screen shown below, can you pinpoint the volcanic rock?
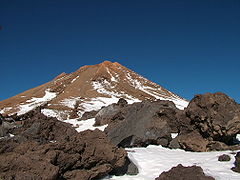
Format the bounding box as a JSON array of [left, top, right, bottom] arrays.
[[232, 151, 240, 173], [185, 92, 240, 145], [0, 112, 137, 179], [94, 98, 128, 127], [155, 164, 215, 180], [81, 110, 99, 120], [102, 100, 178, 147], [218, 154, 231, 162], [177, 131, 209, 152]]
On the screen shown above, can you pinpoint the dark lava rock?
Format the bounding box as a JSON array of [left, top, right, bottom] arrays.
[[155, 164, 215, 180], [232, 151, 240, 173], [0, 114, 16, 137], [80, 110, 99, 120], [103, 100, 178, 147], [94, 98, 129, 127], [0, 112, 137, 180], [116, 98, 128, 107], [218, 154, 231, 162], [185, 92, 240, 145], [0, 113, 3, 125]]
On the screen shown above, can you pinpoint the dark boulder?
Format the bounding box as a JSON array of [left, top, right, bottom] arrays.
[[155, 164, 215, 180], [232, 151, 240, 173], [185, 92, 240, 145], [103, 100, 178, 147], [94, 98, 129, 127], [218, 154, 231, 162], [80, 110, 99, 120], [0, 113, 3, 125]]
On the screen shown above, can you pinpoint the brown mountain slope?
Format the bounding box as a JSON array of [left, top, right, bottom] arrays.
[[0, 61, 188, 119]]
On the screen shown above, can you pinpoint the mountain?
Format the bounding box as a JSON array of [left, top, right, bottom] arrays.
[[0, 61, 188, 120]]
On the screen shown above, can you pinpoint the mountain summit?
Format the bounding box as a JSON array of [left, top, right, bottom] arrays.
[[0, 61, 188, 119]]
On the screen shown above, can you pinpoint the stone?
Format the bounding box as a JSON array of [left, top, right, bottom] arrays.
[[218, 154, 231, 162], [0, 112, 138, 179], [155, 164, 215, 180], [185, 92, 240, 145], [104, 100, 177, 147], [177, 131, 209, 152]]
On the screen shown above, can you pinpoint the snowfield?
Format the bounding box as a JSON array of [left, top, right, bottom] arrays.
[[17, 90, 57, 115], [103, 145, 240, 180]]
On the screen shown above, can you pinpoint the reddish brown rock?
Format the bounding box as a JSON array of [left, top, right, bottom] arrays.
[[0, 112, 137, 180], [155, 164, 215, 180], [177, 131, 209, 152], [185, 92, 240, 145]]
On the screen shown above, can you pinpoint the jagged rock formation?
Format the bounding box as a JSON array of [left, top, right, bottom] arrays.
[[94, 99, 178, 147], [0, 61, 188, 120], [90, 93, 240, 152], [185, 92, 240, 144], [0, 112, 137, 180]]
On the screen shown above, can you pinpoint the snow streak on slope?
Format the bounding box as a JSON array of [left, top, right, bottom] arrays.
[[124, 71, 188, 110], [104, 145, 240, 180], [17, 90, 57, 115]]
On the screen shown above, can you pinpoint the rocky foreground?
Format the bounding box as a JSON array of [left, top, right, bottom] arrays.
[[0, 113, 137, 180], [0, 92, 240, 179]]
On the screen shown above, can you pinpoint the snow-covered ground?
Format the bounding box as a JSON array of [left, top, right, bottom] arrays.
[[64, 118, 107, 132], [103, 145, 240, 180]]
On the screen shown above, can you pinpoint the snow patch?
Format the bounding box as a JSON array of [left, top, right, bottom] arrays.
[[0, 107, 12, 114], [171, 133, 178, 139], [104, 145, 240, 180], [17, 90, 57, 115], [71, 75, 79, 83], [60, 97, 81, 109], [236, 134, 240, 141], [106, 67, 118, 82], [64, 118, 107, 132], [125, 72, 188, 110], [92, 80, 140, 102], [41, 108, 70, 120], [80, 97, 140, 116]]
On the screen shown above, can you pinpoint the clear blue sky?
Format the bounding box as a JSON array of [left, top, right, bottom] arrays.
[[1, 0, 240, 102]]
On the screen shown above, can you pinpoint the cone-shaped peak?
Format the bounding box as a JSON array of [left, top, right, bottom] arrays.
[[0, 61, 188, 119]]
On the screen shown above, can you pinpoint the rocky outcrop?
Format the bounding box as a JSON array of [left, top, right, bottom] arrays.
[[169, 92, 240, 152], [155, 164, 215, 180], [232, 152, 240, 173], [0, 112, 137, 180], [96, 99, 178, 148], [185, 92, 240, 145], [92, 93, 240, 152]]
